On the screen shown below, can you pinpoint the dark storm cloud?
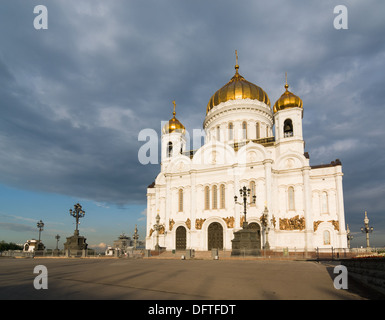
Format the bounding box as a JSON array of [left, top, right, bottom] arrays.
[[0, 0, 384, 244]]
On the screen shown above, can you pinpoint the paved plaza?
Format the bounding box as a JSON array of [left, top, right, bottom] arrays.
[[0, 257, 382, 300]]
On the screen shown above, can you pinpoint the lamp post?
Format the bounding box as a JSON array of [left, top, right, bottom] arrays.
[[234, 186, 256, 228], [260, 206, 270, 250], [69, 203, 85, 235], [36, 220, 45, 251], [37, 220, 44, 243], [346, 225, 353, 249], [55, 234, 60, 250], [361, 211, 373, 248], [133, 225, 139, 249], [153, 212, 162, 251]]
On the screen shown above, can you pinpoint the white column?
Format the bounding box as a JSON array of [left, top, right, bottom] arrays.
[[302, 166, 313, 251], [263, 160, 273, 210], [335, 171, 347, 248]]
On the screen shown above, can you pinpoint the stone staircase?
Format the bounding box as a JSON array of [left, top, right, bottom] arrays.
[[148, 250, 233, 260]]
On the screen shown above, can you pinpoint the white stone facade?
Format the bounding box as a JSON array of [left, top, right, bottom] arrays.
[[145, 78, 347, 252]]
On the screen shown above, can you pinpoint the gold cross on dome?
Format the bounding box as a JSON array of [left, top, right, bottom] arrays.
[[172, 100, 176, 116]]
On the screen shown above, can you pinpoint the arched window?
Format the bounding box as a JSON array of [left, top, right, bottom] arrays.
[[288, 186, 295, 211], [228, 123, 234, 140], [216, 126, 220, 141], [204, 186, 210, 210], [250, 181, 256, 204], [212, 185, 218, 209], [167, 141, 173, 157], [322, 191, 329, 213], [178, 189, 183, 212], [284, 119, 293, 138], [323, 230, 331, 245], [242, 121, 247, 140], [256, 122, 260, 139], [220, 184, 225, 209]]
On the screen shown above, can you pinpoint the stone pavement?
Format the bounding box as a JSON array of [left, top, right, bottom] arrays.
[[0, 257, 383, 300]]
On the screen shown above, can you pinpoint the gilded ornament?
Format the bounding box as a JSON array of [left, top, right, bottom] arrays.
[[279, 215, 305, 231], [240, 215, 245, 227], [169, 219, 175, 231], [185, 218, 191, 230], [328, 220, 340, 231], [313, 220, 323, 231], [222, 216, 235, 228], [195, 218, 206, 230], [158, 225, 165, 235]]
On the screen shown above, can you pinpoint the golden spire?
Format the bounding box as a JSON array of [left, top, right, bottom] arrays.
[[172, 100, 176, 116], [235, 50, 239, 73], [162, 99, 185, 134], [273, 72, 303, 113]]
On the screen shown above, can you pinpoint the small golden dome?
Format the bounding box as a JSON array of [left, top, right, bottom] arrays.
[[162, 101, 186, 134], [273, 75, 303, 113], [206, 51, 270, 114]]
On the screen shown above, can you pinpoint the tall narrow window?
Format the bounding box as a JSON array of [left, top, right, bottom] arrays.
[[167, 142, 173, 158], [220, 184, 225, 209], [228, 123, 233, 140], [266, 125, 269, 137], [212, 185, 218, 209], [216, 126, 220, 141], [250, 181, 256, 204], [242, 121, 247, 140], [323, 230, 331, 245], [322, 191, 329, 213], [256, 122, 260, 139], [204, 186, 210, 210], [178, 189, 183, 212], [288, 186, 295, 211]]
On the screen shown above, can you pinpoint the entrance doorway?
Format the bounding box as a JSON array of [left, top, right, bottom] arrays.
[[248, 222, 262, 249], [176, 226, 187, 250], [207, 222, 223, 250]]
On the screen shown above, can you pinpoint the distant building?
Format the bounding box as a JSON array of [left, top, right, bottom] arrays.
[[23, 239, 44, 252]]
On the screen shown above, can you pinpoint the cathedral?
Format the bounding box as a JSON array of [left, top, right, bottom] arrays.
[[145, 53, 348, 252]]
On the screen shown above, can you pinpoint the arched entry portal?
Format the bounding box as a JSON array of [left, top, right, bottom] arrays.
[[208, 222, 223, 250], [175, 226, 186, 250], [248, 222, 262, 249]]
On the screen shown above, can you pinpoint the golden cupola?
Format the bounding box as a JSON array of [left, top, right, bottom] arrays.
[[162, 100, 186, 134], [273, 74, 303, 114], [206, 51, 270, 114]]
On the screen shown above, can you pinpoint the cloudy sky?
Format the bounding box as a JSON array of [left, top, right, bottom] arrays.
[[0, 0, 384, 249]]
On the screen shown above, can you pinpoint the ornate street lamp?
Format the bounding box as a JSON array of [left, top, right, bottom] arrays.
[[153, 211, 162, 250], [260, 206, 270, 250], [133, 225, 139, 249], [346, 224, 353, 249], [234, 186, 256, 228], [55, 234, 60, 250], [361, 211, 373, 248], [69, 203, 85, 235], [37, 220, 44, 243]]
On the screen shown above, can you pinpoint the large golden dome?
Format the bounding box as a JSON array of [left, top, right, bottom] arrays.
[[273, 78, 303, 113], [162, 101, 186, 134], [206, 53, 270, 114]]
